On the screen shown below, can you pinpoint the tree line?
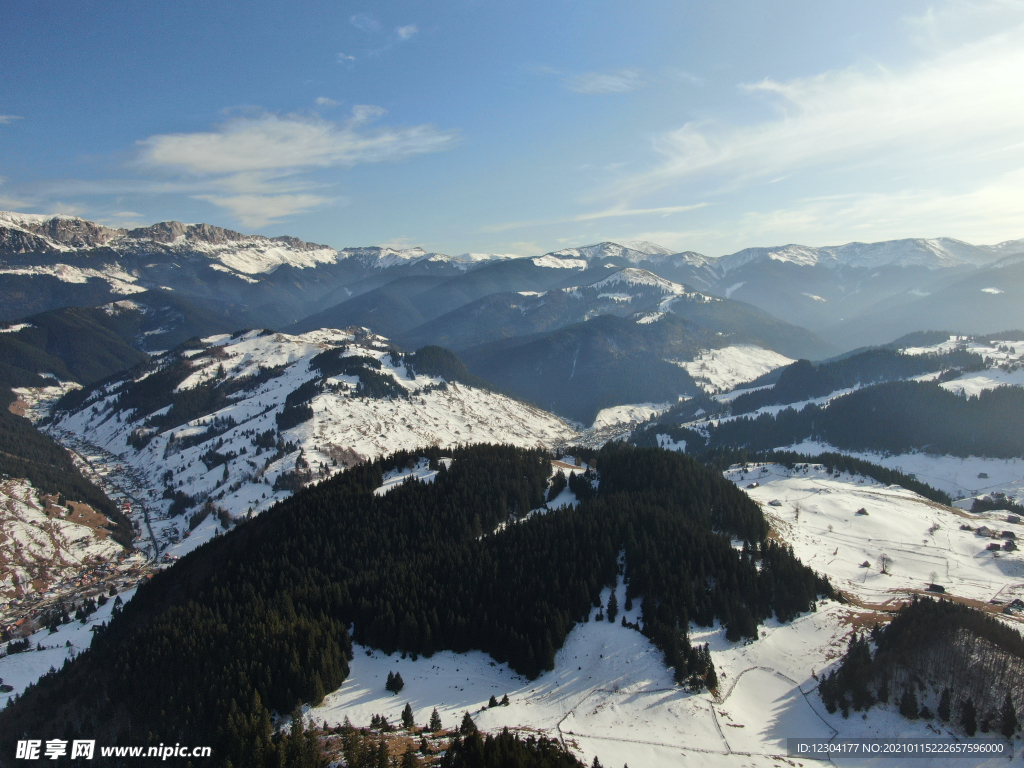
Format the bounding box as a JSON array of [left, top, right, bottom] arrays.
[[820, 597, 1023, 737]]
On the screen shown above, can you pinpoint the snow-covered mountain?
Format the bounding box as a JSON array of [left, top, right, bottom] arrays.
[[45, 328, 577, 553], [716, 237, 1005, 274], [0, 212, 517, 326], [547, 240, 675, 265]]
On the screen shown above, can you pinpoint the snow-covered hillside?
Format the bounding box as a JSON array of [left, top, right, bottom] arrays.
[[679, 345, 794, 394], [41, 328, 577, 558], [0, 477, 122, 601]]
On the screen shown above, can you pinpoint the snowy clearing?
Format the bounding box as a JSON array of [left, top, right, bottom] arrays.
[[678, 345, 795, 395]]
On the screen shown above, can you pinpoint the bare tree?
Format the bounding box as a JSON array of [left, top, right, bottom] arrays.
[[878, 553, 893, 574]]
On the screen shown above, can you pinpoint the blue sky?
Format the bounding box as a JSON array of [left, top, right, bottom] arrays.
[[2, 0, 1023, 256]]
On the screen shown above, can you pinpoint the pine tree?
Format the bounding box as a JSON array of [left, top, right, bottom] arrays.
[[429, 708, 442, 732], [591, 757, 603, 768], [500, 694, 509, 706], [402, 702, 415, 729], [899, 689, 919, 720], [401, 747, 420, 768], [705, 656, 719, 691], [961, 699, 977, 736], [460, 711, 477, 735], [1001, 693, 1018, 739], [607, 590, 618, 623], [393, 672, 404, 693], [488, 695, 498, 708], [386, 671, 396, 693], [938, 688, 951, 722]]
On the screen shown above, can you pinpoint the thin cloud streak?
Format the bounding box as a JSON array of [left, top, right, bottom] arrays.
[[569, 69, 643, 94], [482, 203, 708, 233]]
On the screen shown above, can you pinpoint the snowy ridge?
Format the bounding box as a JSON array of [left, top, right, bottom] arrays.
[[591, 267, 699, 296], [0, 211, 516, 279], [41, 328, 577, 559], [547, 240, 675, 265], [716, 237, 1007, 275]]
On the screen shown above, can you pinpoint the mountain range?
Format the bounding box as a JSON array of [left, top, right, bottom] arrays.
[[2, 210, 1022, 423]]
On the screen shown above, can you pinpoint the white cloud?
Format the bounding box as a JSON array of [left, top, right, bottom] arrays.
[[137, 109, 456, 175], [0, 115, 23, 125], [396, 25, 418, 40], [616, 25, 1024, 198], [569, 69, 643, 94], [126, 107, 457, 226], [315, 97, 340, 107], [193, 193, 334, 228], [336, 52, 356, 63]]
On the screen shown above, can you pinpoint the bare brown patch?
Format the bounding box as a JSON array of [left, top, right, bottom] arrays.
[[7, 397, 28, 417]]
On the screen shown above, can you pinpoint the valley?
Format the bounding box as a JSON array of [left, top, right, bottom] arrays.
[[1, 213, 1023, 768]]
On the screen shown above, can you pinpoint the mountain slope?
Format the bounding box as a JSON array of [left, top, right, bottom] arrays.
[[45, 328, 577, 545], [460, 313, 713, 424], [400, 266, 835, 361]]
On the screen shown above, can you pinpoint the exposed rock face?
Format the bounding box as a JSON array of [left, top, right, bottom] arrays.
[[30, 217, 120, 248], [126, 221, 245, 246], [0, 227, 57, 254]]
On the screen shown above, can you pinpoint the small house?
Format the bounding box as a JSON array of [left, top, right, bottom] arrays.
[[1009, 515, 1021, 524], [987, 542, 1002, 551], [927, 583, 946, 593], [976, 526, 992, 537], [1004, 540, 1018, 552], [769, 500, 783, 507], [1002, 531, 1017, 540], [1010, 599, 1024, 609], [978, 472, 990, 479], [746, 482, 760, 489]]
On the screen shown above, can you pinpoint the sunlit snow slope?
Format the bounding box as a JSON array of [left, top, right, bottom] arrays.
[[46, 328, 577, 558]]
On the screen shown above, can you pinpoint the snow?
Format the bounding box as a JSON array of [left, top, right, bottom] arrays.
[[27, 327, 577, 561], [591, 402, 674, 430], [591, 268, 691, 296], [0, 477, 123, 600], [0, 587, 137, 706], [634, 311, 665, 324], [784, 441, 1024, 504], [725, 463, 1024, 606], [724, 282, 745, 298], [716, 238, 1002, 275], [941, 368, 1024, 396], [0, 264, 147, 294], [678, 345, 794, 394], [308, 556, 980, 768], [547, 241, 675, 265], [0, 323, 31, 333], [656, 434, 686, 452], [374, 458, 440, 496], [531, 255, 588, 269]]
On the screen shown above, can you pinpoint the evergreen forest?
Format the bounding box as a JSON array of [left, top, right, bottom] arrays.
[[0, 443, 831, 766]]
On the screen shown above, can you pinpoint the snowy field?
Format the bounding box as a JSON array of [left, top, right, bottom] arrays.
[[0, 587, 138, 707], [725, 463, 1024, 608], [786, 441, 1024, 505], [679, 345, 794, 394], [591, 402, 675, 430]]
